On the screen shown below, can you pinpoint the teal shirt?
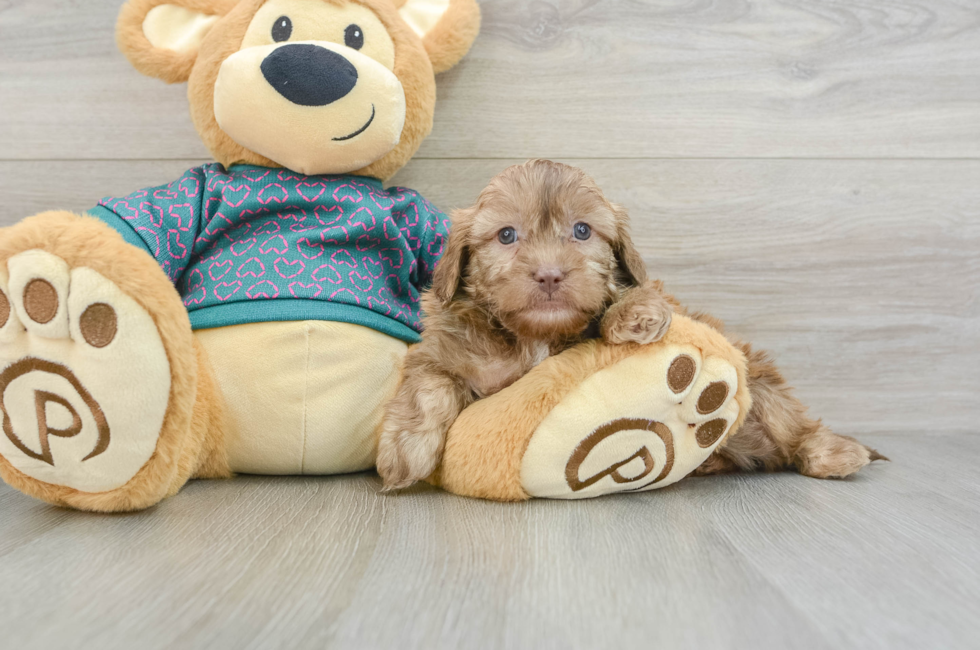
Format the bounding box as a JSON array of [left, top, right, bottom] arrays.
[[89, 164, 450, 343]]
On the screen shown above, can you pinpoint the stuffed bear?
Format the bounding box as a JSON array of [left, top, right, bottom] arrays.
[[0, 0, 481, 511], [0, 0, 751, 511]]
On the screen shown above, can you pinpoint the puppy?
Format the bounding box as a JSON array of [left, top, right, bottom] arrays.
[[377, 160, 884, 490]]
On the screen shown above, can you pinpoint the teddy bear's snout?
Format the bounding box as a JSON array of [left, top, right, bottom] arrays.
[[260, 43, 358, 107]]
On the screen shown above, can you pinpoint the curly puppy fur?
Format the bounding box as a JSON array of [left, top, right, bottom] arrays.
[[377, 160, 674, 488], [377, 160, 886, 490]]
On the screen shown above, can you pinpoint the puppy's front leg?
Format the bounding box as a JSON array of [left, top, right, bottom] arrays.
[[601, 280, 673, 345], [376, 352, 470, 491]]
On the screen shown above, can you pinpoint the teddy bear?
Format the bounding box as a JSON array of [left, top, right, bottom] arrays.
[[0, 0, 751, 511]]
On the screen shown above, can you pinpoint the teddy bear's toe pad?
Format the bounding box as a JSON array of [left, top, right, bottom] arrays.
[[0, 251, 171, 493], [520, 342, 741, 499]]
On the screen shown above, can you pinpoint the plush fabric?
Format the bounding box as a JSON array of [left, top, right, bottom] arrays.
[[183, 0, 448, 181], [434, 315, 751, 501], [196, 319, 407, 474], [410, 0, 479, 74], [0, 254, 172, 493], [89, 164, 449, 341], [143, 4, 219, 53], [0, 213, 214, 512]]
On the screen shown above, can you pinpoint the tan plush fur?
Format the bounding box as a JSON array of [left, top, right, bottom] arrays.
[[116, 0, 239, 83], [117, 0, 480, 181], [418, 0, 481, 74], [377, 160, 676, 489], [166, 339, 231, 499], [0, 213, 227, 512], [434, 314, 752, 500]]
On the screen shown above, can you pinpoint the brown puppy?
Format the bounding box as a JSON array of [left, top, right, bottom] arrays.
[[377, 160, 884, 490]]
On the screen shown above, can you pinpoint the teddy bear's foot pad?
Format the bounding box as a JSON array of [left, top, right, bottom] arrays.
[[520, 342, 741, 499], [0, 250, 171, 493]]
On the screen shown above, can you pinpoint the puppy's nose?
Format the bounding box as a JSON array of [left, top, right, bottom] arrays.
[[534, 268, 565, 297], [261, 44, 358, 107]]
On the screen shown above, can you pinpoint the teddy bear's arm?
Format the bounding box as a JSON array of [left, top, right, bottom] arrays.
[[86, 165, 215, 286]]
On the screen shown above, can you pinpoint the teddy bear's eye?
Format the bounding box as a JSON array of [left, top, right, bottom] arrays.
[[344, 24, 364, 50], [272, 16, 292, 42]]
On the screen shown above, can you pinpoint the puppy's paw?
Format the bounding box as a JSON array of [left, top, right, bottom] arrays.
[[376, 422, 444, 491], [691, 451, 739, 476], [795, 430, 888, 479], [602, 299, 672, 346]]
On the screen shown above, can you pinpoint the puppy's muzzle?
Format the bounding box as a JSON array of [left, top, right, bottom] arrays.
[[261, 43, 358, 107], [535, 267, 565, 297]]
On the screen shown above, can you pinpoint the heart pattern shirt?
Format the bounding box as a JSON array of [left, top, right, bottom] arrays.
[[88, 164, 450, 343]]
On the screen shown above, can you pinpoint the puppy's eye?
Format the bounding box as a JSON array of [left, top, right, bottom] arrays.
[[272, 16, 292, 42], [498, 227, 518, 245], [573, 222, 592, 240], [345, 24, 364, 50]]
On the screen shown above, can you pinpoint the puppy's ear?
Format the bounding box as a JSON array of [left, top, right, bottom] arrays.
[[610, 203, 648, 287], [117, 0, 234, 83], [432, 207, 473, 306], [399, 0, 481, 74]]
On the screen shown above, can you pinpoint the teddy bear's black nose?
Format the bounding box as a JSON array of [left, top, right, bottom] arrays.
[[261, 43, 358, 107]]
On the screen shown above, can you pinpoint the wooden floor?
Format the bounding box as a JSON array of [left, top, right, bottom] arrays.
[[1, 435, 978, 650], [1, 0, 978, 648]]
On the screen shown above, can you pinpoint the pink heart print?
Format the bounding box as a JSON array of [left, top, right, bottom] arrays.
[[311, 263, 343, 285], [208, 260, 233, 281], [289, 282, 323, 298], [297, 237, 326, 259], [314, 204, 344, 227], [254, 219, 282, 235], [247, 280, 280, 299], [275, 257, 306, 279], [258, 183, 289, 204], [349, 270, 374, 293], [140, 202, 165, 227], [242, 168, 271, 182], [236, 257, 266, 279], [333, 183, 364, 204], [214, 281, 243, 301], [330, 249, 357, 268], [329, 287, 361, 305], [97, 165, 451, 340], [259, 234, 289, 255], [222, 184, 251, 207], [297, 182, 327, 202], [167, 229, 187, 260], [183, 269, 206, 306]]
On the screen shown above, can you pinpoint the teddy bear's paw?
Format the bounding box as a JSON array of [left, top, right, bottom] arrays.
[[0, 250, 171, 493], [520, 343, 743, 499]]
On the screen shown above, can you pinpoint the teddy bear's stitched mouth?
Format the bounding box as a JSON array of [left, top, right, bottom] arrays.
[[333, 104, 376, 141]]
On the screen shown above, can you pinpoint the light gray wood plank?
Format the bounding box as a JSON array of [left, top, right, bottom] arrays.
[[3, 158, 976, 436], [697, 457, 980, 649], [2, 0, 980, 160], [0, 435, 976, 650]]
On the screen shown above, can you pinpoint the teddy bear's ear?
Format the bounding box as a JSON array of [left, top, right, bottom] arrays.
[[398, 0, 481, 74], [116, 0, 236, 83]]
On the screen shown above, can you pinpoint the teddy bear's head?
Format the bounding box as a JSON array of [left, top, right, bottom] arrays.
[[117, 0, 480, 180]]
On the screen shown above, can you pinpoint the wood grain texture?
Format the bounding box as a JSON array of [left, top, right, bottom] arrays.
[[0, 434, 977, 650], [3, 158, 977, 436], [2, 0, 980, 159]]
